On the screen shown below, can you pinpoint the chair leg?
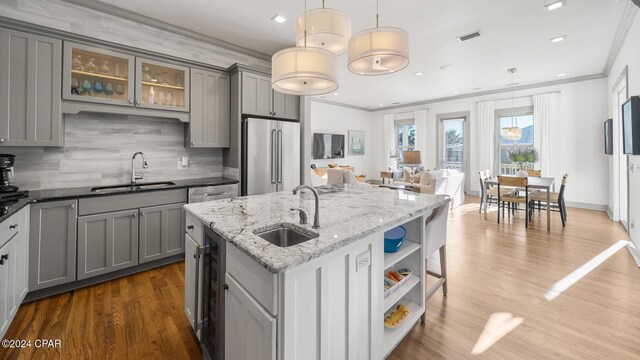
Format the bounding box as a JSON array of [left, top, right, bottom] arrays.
[[497, 201, 500, 224], [508, 202, 511, 219], [525, 201, 528, 228], [562, 199, 567, 221], [439, 245, 448, 296], [559, 202, 566, 227], [479, 194, 483, 213]]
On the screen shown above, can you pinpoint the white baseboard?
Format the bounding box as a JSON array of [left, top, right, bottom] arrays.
[[564, 201, 607, 212], [627, 241, 640, 267]]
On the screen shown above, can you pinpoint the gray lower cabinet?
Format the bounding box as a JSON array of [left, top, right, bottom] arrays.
[[0, 28, 62, 146], [77, 209, 139, 280], [139, 202, 185, 263], [29, 199, 77, 291], [188, 68, 230, 148]]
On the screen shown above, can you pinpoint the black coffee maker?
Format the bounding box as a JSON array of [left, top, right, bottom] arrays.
[[0, 154, 20, 193]]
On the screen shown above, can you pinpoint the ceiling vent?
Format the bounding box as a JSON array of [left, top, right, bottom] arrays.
[[457, 31, 481, 42]]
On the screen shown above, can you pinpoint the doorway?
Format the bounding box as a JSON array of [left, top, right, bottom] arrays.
[[612, 68, 628, 228], [437, 112, 470, 193]]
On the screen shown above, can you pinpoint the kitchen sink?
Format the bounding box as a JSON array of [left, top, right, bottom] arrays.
[[90, 181, 176, 193], [253, 223, 319, 248]]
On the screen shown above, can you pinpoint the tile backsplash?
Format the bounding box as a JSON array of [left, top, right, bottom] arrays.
[[3, 113, 223, 190]]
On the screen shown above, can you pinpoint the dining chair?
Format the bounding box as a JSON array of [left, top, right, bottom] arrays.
[[527, 170, 542, 177], [529, 174, 568, 227], [478, 170, 504, 213], [422, 202, 448, 324], [497, 176, 530, 228]]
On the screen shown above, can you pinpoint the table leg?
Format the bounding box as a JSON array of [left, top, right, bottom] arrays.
[[547, 187, 551, 232]]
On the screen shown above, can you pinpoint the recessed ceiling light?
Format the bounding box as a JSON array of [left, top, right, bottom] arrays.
[[378, 104, 384, 107], [557, 73, 567, 77], [333, 93, 339, 96], [453, 91, 460, 95], [414, 71, 423, 76], [440, 64, 453, 70], [545, 1, 566, 11], [271, 14, 287, 24], [551, 35, 566, 43]]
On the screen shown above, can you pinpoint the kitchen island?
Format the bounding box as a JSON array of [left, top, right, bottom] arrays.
[[184, 185, 450, 360]]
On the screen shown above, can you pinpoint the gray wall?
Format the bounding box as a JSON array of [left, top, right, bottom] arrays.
[[4, 114, 222, 190]]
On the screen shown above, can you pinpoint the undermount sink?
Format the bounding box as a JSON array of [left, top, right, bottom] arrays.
[[253, 223, 319, 248], [90, 181, 176, 193]]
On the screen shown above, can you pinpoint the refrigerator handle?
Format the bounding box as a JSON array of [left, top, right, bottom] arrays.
[[277, 129, 283, 183], [271, 129, 277, 184]]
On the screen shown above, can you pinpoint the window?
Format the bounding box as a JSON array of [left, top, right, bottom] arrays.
[[395, 120, 415, 167], [498, 113, 534, 175]]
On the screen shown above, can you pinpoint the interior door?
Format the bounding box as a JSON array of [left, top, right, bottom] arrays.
[[246, 118, 278, 195], [277, 120, 301, 192]]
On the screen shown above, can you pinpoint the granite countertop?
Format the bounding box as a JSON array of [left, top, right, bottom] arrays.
[[184, 185, 450, 274], [0, 177, 238, 224]]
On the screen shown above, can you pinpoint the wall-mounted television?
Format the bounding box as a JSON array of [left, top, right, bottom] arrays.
[[622, 96, 640, 155], [313, 133, 344, 159], [604, 119, 613, 155]]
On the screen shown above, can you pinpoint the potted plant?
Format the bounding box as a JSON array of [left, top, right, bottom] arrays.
[[508, 147, 539, 176]]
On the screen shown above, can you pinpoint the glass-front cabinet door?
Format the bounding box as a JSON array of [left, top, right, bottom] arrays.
[[62, 42, 135, 106], [135, 58, 190, 112]]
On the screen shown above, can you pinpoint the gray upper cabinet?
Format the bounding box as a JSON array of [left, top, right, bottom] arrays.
[[29, 199, 77, 291], [0, 28, 62, 147], [241, 71, 299, 120], [62, 42, 135, 107], [135, 58, 190, 112], [139, 202, 185, 263], [188, 68, 230, 148], [77, 209, 139, 280], [272, 90, 300, 121]]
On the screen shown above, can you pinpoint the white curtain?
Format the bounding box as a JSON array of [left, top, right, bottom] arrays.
[[414, 109, 428, 166], [476, 101, 495, 173], [533, 93, 560, 176], [383, 114, 396, 169]]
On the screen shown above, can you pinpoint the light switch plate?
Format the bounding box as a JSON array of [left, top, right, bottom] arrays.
[[356, 250, 371, 272], [181, 156, 189, 166]]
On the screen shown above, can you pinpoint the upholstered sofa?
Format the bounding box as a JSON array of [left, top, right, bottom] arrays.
[[396, 169, 465, 208]]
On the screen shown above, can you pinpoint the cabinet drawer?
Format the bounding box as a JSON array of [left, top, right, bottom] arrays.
[[226, 243, 278, 316], [185, 212, 203, 245], [0, 211, 20, 246], [79, 189, 187, 216], [188, 184, 237, 202]]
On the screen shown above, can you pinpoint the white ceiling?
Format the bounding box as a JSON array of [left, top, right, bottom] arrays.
[[98, 0, 629, 108]]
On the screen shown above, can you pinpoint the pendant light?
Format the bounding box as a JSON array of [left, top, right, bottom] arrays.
[[272, 0, 338, 95], [502, 68, 522, 141], [347, 0, 409, 75], [296, 0, 351, 55]]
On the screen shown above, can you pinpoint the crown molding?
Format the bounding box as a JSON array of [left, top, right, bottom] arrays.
[[63, 0, 272, 62], [603, 1, 639, 76]]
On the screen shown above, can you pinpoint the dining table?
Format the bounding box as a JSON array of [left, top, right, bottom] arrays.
[[483, 176, 556, 231]]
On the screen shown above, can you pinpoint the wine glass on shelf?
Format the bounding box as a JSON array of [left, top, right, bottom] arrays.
[[86, 58, 96, 73], [101, 61, 110, 75], [93, 80, 104, 95], [71, 77, 80, 95], [81, 79, 92, 96], [157, 91, 166, 105], [72, 55, 83, 71], [115, 83, 125, 97], [104, 82, 114, 98]]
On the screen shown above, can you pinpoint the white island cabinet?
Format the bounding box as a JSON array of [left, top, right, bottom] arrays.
[[184, 186, 449, 360]]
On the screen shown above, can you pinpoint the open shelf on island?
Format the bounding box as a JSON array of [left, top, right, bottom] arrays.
[[384, 242, 420, 270], [384, 274, 420, 312], [383, 301, 422, 356]]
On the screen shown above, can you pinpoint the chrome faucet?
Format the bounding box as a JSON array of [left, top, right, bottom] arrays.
[[292, 185, 320, 229], [131, 152, 148, 184]]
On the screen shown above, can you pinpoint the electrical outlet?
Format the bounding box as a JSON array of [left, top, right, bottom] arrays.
[[356, 250, 370, 272], [182, 156, 189, 166], [177, 161, 187, 171]]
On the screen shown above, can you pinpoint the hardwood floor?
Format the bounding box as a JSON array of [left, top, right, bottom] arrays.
[[2, 196, 639, 359]]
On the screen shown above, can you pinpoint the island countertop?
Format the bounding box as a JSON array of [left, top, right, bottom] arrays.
[[184, 185, 450, 274]]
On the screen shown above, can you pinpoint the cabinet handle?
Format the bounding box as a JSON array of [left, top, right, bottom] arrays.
[[141, 212, 145, 216], [191, 141, 195, 146], [0, 254, 7, 265], [136, 100, 141, 105], [9, 224, 17, 229], [70, 203, 75, 209], [0, 137, 4, 143], [273, 112, 277, 116], [187, 225, 194, 230], [128, 99, 133, 104], [133, 213, 137, 218], [223, 284, 229, 292]]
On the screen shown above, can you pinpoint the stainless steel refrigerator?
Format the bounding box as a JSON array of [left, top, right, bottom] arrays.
[[241, 117, 300, 195]]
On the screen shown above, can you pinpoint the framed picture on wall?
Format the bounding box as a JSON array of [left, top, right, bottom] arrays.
[[348, 130, 365, 155]]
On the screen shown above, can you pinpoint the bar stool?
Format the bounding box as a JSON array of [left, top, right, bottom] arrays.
[[422, 202, 448, 324]]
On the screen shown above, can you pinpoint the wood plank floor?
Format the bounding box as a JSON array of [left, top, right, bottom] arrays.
[[2, 196, 639, 359]]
